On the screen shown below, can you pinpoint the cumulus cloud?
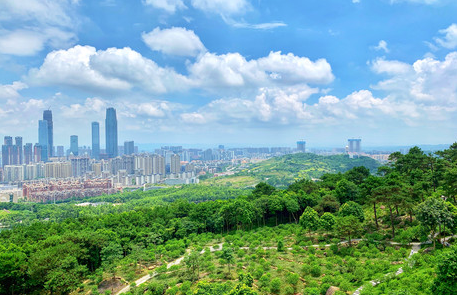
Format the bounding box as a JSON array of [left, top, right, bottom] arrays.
[[188, 51, 334, 91], [191, 0, 249, 15], [435, 24, 457, 49], [27, 45, 190, 93], [0, 81, 28, 99], [370, 58, 411, 75], [142, 27, 206, 57], [142, 0, 186, 13], [0, 0, 79, 56]]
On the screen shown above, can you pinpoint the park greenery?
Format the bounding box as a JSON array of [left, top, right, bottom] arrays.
[[0, 144, 457, 295], [203, 153, 380, 188]]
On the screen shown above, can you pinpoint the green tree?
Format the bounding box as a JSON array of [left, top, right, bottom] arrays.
[[335, 215, 362, 245], [184, 250, 201, 281], [101, 242, 123, 280], [221, 247, 235, 277], [338, 201, 364, 222], [334, 178, 358, 204], [416, 198, 454, 249], [270, 278, 282, 294], [431, 245, 457, 294], [319, 212, 336, 235], [299, 207, 319, 239]]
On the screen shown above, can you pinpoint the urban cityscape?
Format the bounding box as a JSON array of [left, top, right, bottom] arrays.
[[0, 107, 385, 203]]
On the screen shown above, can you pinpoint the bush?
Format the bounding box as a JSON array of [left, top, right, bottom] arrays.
[[270, 278, 282, 294], [311, 264, 321, 277]]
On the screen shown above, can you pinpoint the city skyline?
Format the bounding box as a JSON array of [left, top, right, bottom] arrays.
[[0, 1, 456, 146]]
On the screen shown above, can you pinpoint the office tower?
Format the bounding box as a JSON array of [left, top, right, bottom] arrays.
[[202, 149, 213, 161], [43, 110, 53, 157], [91, 122, 100, 160], [24, 143, 33, 164], [170, 154, 181, 174], [348, 139, 362, 153], [70, 135, 78, 156], [2, 136, 13, 167], [218, 145, 225, 150], [105, 107, 118, 158], [38, 120, 49, 162], [297, 140, 306, 153], [15, 137, 22, 164], [56, 146, 64, 157], [124, 141, 134, 155]]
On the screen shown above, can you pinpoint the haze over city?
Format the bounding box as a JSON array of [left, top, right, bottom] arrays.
[[0, 0, 456, 147]]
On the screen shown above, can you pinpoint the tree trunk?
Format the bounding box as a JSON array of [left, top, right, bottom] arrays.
[[409, 210, 413, 223], [395, 204, 399, 216], [389, 205, 395, 238], [373, 202, 379, 229]]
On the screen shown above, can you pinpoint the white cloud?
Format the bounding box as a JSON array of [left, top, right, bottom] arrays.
[[191, 0, 249, 15], [435, 24, 457, 49], [370, 58, 411, 75], [188, 51, 334, 91], [142, 27, 206, 57], [27, 45, 190, 93], [352, 0, 360, 3], [221, 16, 287, 30], [0, 0, 79, 56], [142, 0, 186, 13], [373, 40, 390, 53], [0, 82, 28, 99]]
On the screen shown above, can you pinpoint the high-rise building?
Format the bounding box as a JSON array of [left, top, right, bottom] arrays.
[[43, 110, 53, 157], [70, 135, 78, 156], [24, 143, 33, 164], [33, 144, 42, 163], [124, 141, 134, 155], [2, 136, 13, 167], [348, 139, 362, 153], [56, 146, 64, 158], [91, 122, 100, 160], [70, 156, 90, 177], [297, 140, 306, 153], [38, 120, 49, 162], [170, 154, 181, 174], [15, 137, 22, 164], [152, 155, 165, 175], [105, 107, 118, 158]]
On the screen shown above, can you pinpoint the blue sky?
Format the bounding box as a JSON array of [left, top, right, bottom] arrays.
[[0, 0, 456, 148]]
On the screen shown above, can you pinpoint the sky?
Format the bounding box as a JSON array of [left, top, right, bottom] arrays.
[[0, 0, 456, 149]]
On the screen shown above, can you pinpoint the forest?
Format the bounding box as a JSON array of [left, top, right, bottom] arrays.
[[0, 144, 456, 295], [203, 153, 380, 188]]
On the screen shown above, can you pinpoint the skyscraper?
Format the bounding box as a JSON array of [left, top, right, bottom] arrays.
[[2, 136, 13, 167], [297, 140, 306, 153], [124, 141, 134, 155], [24, 143, 33, 164], [348, 139, 362, 153], [15, 136, 22, 164], [43, 110, 53, 157], [105, 107, 118, 158], [38, 120, 49, 162], [70, 135, 78, 156], [92, 122, 100, 160]]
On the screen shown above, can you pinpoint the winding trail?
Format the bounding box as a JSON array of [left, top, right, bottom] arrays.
[[116, 236, 455, 295]]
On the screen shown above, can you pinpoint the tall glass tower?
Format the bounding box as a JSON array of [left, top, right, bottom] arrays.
[[105, 108, 118, 158], [92, 122, 100, 159], [43, 110, 53, 157], [38, 120, 48, 162], [70, 135, 78, 156]]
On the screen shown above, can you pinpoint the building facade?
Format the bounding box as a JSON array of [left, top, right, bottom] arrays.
[[91, 122, 100, 160], [105, 108, 118, 158]]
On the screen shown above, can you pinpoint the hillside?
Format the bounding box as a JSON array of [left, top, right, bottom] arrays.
[[204, 153, 380, 188]]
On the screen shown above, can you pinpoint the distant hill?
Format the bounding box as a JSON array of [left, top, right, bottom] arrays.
[[204, 153, 380, 188]]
